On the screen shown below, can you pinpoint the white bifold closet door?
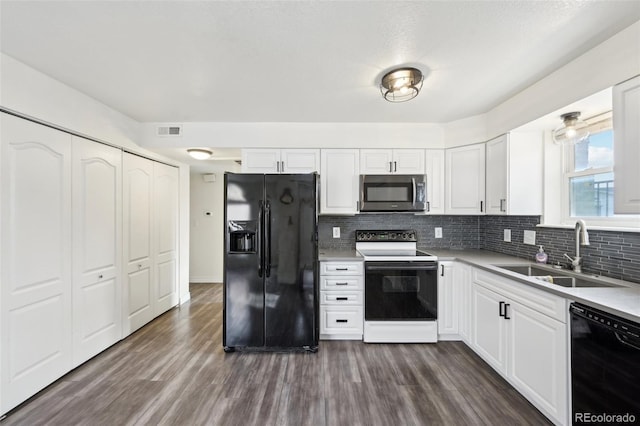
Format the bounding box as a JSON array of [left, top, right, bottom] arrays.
[[1, 113, 73, 413], [71, 136, 122, 366], [123, 154, 178, 335]]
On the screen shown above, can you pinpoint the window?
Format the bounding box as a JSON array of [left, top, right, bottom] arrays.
[[562, 122, 639, 228], [567, 129, 614, 217]]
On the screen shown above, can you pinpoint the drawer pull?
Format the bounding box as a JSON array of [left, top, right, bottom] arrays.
[[335, 267, 349, 271], [335, 282, 349, 286], [336, 319, 348, 323], [336, 297, 348, 301]]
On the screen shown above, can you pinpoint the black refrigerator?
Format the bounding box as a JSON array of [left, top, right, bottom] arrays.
[[223, 173, 318, 352]]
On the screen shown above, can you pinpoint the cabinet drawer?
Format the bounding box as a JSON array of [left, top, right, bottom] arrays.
[[320, 291, 362, 305], [320, 261, 363, 275], [320, 306, 363, 334], [320, 276, 363, 291]]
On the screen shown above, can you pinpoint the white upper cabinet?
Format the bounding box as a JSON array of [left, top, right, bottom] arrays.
[[445, 144, 486, 215], [320, 149, 360, 215], [360, 149, 425, 174], [71, 136, 122, 367], [424, 149, 445, 214], [1, 113, 73, 414], [613, 75, 640, 214], [242, 149, 319, 173], [485, 133, 543, 215]]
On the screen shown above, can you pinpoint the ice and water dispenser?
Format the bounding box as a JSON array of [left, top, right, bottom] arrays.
[[228, 220, 256, 253]]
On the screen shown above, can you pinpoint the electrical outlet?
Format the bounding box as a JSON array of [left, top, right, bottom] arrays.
[[504, 229, 511, 242], [332, 227, 340, 238], [435, 227, 443, 238], [523, 230, 536, 245]]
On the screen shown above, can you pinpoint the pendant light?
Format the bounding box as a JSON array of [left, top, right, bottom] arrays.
[[552, 112, 590, 145], [187, 148, 213, 160], [380, 67, 423, 102]]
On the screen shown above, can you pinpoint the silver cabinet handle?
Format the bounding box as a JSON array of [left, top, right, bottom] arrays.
[[394, 161, 397, 172], [336, 282, 349, 285], [426, 201, 431, 212], [500, 198, 506, 212], [276, 161, 280, 173], [336, 319, 348, 323]]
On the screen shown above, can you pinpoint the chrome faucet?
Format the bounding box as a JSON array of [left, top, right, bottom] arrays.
[[564, 220, 590, 273]]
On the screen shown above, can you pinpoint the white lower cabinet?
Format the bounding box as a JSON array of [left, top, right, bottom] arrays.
[[437, 261, 459, 339], [319, 261, 363, 340], [470, 269, 568, 426]]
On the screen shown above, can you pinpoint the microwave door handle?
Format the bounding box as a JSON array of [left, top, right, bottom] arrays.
[[412, 177, 416, 205]]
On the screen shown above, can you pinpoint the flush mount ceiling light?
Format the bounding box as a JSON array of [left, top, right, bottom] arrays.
[[380, 67, 423, 102], [553, 112, 590, 145], [187, 148, 213, 160]]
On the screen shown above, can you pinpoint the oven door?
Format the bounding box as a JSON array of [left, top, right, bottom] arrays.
[[365, 261, 438, 321]]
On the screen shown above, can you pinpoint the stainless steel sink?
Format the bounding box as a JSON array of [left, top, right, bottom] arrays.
[[493, 264, 624, 288]]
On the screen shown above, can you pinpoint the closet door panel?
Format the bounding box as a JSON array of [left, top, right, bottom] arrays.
[[123, 153, 154, 334], [71, 137, 122, 366], [153, 162, 179, 315], [1, 113, 72, 413]]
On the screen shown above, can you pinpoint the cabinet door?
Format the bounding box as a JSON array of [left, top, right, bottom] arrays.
[[437, 262, 458, 338], [153, 162, 179, 315], [123, 153, 154, 334], [613, 75, 640, 214], [471, 283, 507, 373], [281, 149, 320, 173], [485, 135, 508, 215], [456, 263, 472, 344], [393, 149, 425, 174], [507, 301, 567, 424], [1, 113, 73, 413], [320, 149, 360, 214], [241, 149, 280, 173], [71, 137, 122, 366], [425, 150, 445, 214], [360, 149, 393, 174], [446, 144, 485, 214]]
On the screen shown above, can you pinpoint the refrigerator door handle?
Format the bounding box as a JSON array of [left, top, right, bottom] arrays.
[[265, 200, 272, 277], [257, 201, 263, 277]]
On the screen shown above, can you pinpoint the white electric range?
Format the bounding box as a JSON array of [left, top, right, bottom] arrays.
[[356, 230, 439, 343]]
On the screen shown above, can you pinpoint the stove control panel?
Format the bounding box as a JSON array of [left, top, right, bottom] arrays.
[[356, 230, 417, 242]]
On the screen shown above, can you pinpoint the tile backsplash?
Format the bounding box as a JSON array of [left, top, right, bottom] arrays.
[[318, 215, 640, 284]]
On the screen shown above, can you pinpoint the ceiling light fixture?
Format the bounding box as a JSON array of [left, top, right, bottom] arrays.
[[187, 148, 213, 160], [380, 67, 423, 102], [552, 112, 590, 145]]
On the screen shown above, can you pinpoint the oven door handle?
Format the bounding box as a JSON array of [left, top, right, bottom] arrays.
[[365, 264, 438, 271]]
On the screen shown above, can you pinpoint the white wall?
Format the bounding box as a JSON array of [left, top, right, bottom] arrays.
[[189, 162, 240, 283], [0, 53, 191, 303], [140, 121, 446, 150]]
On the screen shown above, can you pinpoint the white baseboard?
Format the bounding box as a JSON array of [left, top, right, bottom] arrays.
[[189, 276, 220, 283]]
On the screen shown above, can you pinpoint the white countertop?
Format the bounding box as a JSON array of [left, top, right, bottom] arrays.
[[318, 248, 640, 323]]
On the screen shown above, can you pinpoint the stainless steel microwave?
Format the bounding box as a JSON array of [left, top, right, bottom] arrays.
[[359, 174, 426, 212]]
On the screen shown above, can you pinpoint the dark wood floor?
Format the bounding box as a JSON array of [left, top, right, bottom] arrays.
[[2, 283, 551, 425]]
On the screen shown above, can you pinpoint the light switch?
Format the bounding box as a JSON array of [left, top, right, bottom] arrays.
[[435, 227, 443, 238], [504, 229, 511, 242], [333, 227, 340, 238]]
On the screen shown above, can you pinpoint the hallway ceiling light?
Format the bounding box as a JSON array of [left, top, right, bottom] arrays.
[[553, 111, 590, 145], [380, 67, 423, 102], [187, 148, 213, 160]]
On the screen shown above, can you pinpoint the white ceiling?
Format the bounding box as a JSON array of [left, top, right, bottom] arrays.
[[1, 1, 639, 125]]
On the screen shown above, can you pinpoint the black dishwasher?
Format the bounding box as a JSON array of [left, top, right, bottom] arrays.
[[570, 303, 640, 425]]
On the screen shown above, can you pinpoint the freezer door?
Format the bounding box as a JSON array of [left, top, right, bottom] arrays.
[[224, 173, 265, 348], [264, 174, 318, 348]]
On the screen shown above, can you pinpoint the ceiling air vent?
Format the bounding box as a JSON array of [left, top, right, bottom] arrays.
[[157, 125, 182, 137]]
